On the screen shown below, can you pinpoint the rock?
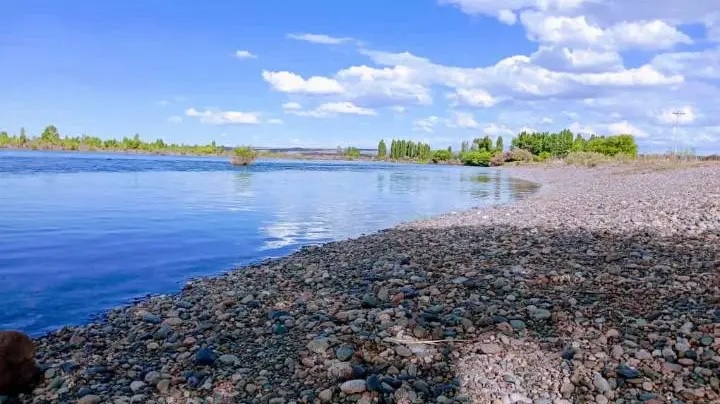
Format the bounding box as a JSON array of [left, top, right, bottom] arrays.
[[479, 343, 502, 354], [307, 337, 330, 354], [129, 380, 145, 392], [162, 317, 182, 326], [593, 372, 612, 393], [635, 349, 652, 360], [194, 348, 215, 366], [144, 371, 161, 384], [617, 364, 641, 379], [395, 346, 412, 357], [340, 379, 367, 394], [335, 346, 355, 361], [362, 294, 381, 308], [0, 330, 41, 395], [528, 307, 551, 321], [509, 320, 526, 330], [78, 395, 103, 404], [218, 354, 239, 365], [328, 362, 353, 380], [156, 379, 170, 393], [366, 375, 382, 392], [700, 336, 714, 346], [318, 388, 333, 402]]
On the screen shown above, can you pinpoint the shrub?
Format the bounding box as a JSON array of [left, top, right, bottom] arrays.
[[460, 150, 492, 166], [504, 148, 533, 162], [231, 146, 257, 166], [535, 151, 552, 162], [489, 152, 505, 166], [431, 149, 453, 163], [564, 151, 608, 167]]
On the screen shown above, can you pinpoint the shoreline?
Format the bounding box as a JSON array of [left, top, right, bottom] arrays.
[[18, 164, 720, 403]]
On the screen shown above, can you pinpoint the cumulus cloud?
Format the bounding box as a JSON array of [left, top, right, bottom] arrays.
[[185, 108, 261, 125], [413, 116, 441, 133], [286, 101, 376, 118], [235, 50, 257, 59], [287, 33, 354, 45], [262, 71, 345, 95], [282, 102, 303, 110], [267, 118, 284, 124], [447, 111, 480, 129]]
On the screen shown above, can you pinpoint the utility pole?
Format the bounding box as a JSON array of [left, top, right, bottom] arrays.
[[672, 111, 686, 155]]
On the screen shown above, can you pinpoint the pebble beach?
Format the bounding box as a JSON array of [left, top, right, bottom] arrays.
[[18, 163, 720, 403]]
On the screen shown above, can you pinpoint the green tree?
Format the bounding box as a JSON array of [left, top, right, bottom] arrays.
[[377, 140, 387, 158], [40, 125, 61, 144], [495, 136, 504, 153]]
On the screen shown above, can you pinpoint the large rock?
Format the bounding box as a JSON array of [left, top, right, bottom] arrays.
[[0, 330, 41, 394]]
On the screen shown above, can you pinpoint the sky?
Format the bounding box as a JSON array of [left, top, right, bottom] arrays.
[[2, 0, 720, 154]]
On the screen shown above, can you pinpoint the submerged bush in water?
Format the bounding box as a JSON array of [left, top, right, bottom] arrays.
[[231, 146, 257, 166]]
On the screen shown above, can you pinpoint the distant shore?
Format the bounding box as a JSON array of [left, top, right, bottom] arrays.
[[16, 163, 720, 403], [0, 146, 454, 165]]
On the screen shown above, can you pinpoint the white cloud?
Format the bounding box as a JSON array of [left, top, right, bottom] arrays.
[[413, 116, 441, 133], [287, 33, 353, 45], [448, 88, 498, 107], [541, 117, 554, 123], [167, 115, 183, 124], [651, 48, 720, 79], [185, 108, 261, 125], [530, 46, 623, 72], [282, 102, 303, 110], [482, 123, 515, 137], [655, 106, 698, 125], [607, 120, 649, 138], [235, 50, 257, 59], [391, 106, 407, 113], [157, 100, 170, 106], [267, 118, 284, 124], [447, 111, 480, 129], [262, 71, 345, 95], [286, 101, 376, 118], [520, 12, 692, 51]]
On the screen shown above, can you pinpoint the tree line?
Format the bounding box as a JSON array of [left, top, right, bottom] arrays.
[[376, 130, 638, 166], [0, 125, 224, 155]]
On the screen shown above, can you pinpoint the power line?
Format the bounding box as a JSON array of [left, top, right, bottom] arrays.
[[672, 111, 686, 155]]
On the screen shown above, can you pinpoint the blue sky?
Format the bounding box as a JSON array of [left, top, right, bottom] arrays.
[[2, 0, 720, 153]]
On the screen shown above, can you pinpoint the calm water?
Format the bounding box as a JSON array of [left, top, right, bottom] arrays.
[[0, 151, 536, 335]]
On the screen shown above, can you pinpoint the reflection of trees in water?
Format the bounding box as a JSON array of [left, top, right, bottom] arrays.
[[388, 172, 431, 194], [460, 171, 538, 202], [377, 173, 385, 193], [231, 172, 255, 202]]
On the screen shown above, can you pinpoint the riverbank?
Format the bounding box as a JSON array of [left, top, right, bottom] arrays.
[[19, 164, 720, 403]]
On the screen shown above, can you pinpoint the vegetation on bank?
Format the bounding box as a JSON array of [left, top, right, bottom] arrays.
[[0, 126, 225, 155], [231, 146, 257, 166], [5, 124, 712, 168]]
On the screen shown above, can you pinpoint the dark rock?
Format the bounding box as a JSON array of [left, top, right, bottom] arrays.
[[617, 364, 641, 379], [142, 314, 161, 324], [366, 375, 382, 392], [362, 294, 381, 308], [562, 347, 576, 360], [194, 348, 215, 366], [272, 324, 288, 335]]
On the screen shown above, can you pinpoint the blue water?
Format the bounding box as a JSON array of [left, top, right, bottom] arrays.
[[0, 150, 535, 336]]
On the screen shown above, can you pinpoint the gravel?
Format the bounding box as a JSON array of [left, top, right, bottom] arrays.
[[20, 164, 720, 403]]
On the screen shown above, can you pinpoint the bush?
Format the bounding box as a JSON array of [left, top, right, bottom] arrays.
[[460, 150, 492, 166], [504, 148, 533, 162], [231, 146, 257, 166], [534, 151, 552, 162], [489, 152, 505, 166], [564, 151, 608, 167], [431, 149, 453, 163]]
